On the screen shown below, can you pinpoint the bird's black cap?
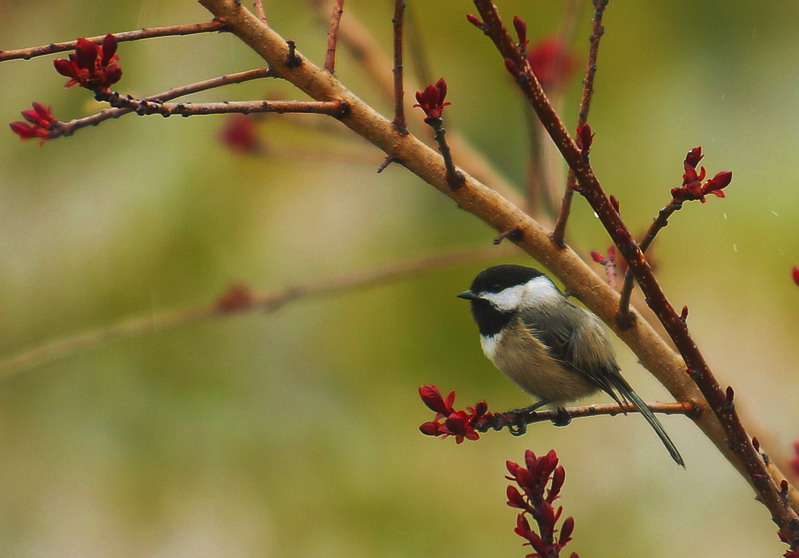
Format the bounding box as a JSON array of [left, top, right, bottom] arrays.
[[467, 265, 545, 295]]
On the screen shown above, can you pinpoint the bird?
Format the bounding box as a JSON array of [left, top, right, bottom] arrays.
[[457, 264, 684, 466]]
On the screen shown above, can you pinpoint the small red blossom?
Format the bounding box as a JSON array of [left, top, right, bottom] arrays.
[[527, 37, 578, 92], [215, 283, 255, 312], [779, 529, 799, 558], [575, 123, 593, 156], [54, 34, 122, 91], [465, 13, 484, 31], [670, 146, 733, 203], [590, 245, 618, 288], [589, 250, 605, 264], [789, 441, 799, 477], [414, 78, 451, 124], [9, 101, 58, 144], [219, 114, 262, 154], [507, 449, 578, 558], [793, 266, 799, 287], [513, 16, 529, 51], [418, 385, 491, 444]]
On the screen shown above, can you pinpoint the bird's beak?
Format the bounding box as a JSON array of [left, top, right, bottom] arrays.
[[457, 290, 476, 300]]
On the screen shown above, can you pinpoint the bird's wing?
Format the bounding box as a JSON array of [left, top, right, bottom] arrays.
[[520, 301, 626, 405]]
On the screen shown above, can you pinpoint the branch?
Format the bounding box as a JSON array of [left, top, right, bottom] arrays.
[[98, 92, 350, 118], [0, 245, 513, 381], [470, 0, 799, 539], [323, 0, 345, 72], [391, 0, 407, 133], [551, 0, 608, 247], [0, 21, 227, 62], [477, 401, 697, 435], [50, 67, 274, 139]]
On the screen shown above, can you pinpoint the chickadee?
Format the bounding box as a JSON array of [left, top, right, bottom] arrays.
[[458, 264, 684, 466]]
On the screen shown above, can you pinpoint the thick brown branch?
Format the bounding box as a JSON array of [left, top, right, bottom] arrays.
[[0, 21, 227, 62]]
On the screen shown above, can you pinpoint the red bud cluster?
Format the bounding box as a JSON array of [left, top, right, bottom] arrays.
[[512, 16, 529, 52], [418, 385, 491, 443], [790, 441, 799, 478], [575, 124, 593, 157], [413, 78, 451, 124], [527, 38, 578, 92], [506, 449, 578, 558], [9, 102, 57, 144], [53, 34, 122, 92], [670, 146, 732, 203]]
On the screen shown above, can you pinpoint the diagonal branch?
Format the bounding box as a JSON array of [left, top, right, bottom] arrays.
[[471, 0, 799, 539]]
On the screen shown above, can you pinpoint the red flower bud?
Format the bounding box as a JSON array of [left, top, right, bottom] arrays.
[[512, 16, 529, 50]]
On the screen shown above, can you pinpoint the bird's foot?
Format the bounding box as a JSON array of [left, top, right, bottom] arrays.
[[551, 406, 572, 427]]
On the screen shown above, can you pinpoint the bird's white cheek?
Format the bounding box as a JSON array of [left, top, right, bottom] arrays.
[[479, 332, 502, 363]]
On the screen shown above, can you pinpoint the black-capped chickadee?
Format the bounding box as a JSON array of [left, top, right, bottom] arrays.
[[458, 264, 684, 466]]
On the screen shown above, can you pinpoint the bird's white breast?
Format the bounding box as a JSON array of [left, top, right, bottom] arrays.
[[479, 331, 503, 362]]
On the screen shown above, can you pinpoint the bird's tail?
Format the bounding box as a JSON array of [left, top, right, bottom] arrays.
[[615, 380, 685, 467]]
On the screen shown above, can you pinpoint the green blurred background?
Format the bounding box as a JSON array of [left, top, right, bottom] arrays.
[[1, 1, 798, 556]]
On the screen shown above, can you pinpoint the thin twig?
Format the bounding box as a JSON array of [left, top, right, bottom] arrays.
[[0, 245, 514, 381], [324, 0, 345, 72], [551, 0, 608, 248], [429, 120, 464, 190], [617, 200, 680, 326], [477, 401, 698, 435], [391, 0, 407, 133], [98, 92, 349, 118], [0, 21, 227, 62], [50, 67, 274, 139]]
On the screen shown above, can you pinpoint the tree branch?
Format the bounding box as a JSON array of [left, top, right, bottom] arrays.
[[0, 21, 227, 62], [50, 67, 274, 139], [323, 0, 345, 72], [0, 245, 512, 381], [471, 0, 799, 538], [478, 401, 698, 435], [98, 92, 349, 118]]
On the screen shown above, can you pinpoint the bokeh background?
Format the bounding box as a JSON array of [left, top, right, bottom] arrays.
[[2, 1, 799, 556]]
